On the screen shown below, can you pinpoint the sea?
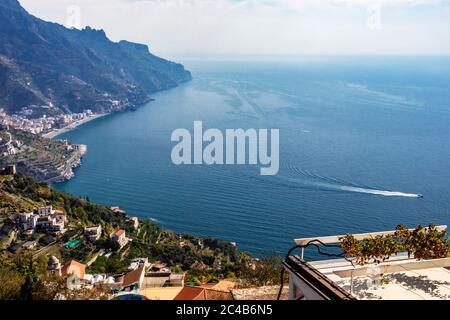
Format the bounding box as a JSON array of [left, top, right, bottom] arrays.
[[54, 56, 450, 258]]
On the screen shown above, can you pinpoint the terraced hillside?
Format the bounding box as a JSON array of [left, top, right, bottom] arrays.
[[0, 128, 83, 182]]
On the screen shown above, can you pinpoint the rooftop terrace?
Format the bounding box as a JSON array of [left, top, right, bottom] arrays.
[[284, 225, 450, 300]]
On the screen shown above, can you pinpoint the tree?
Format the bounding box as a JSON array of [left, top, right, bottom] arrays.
[[73, 207, 88, 225], [239, 256, 284, 287], [0, 266, 23, 299]]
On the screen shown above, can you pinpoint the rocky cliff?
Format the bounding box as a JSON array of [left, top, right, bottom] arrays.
[[0, 0, 192, 115]]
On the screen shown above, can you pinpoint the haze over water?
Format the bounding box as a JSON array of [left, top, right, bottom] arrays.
[[55, 57, 450, 257]]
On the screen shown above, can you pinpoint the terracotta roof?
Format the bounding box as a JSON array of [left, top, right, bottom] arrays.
[[205, 280, 238, 292], [174, 286, 206, 300], [114, 229, 125, 237], [110, 207, 126, 213], [122, 265, 145, 288], [61, 260, 86, 278]]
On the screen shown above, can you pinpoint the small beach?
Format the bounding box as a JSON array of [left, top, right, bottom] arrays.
[[43, 113, 107, 139]]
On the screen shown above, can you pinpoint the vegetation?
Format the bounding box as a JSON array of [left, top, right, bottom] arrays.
[[340, 224, 450, 266], [0, 0, 191, 115], [0, 173, 284, 299], [0, 128, 84, 183], [0, 252, 108, 300], [0, 173, 127, 226]]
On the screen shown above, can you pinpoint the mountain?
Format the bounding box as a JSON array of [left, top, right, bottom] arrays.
[[0, 0, 192, 115]]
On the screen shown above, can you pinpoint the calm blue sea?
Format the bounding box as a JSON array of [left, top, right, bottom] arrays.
[[54, 56, 450, 257]]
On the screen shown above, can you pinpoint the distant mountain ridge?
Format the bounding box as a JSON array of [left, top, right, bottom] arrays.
[[0, 0, 192, 115]]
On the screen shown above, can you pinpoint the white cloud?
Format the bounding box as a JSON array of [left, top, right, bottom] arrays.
[[19, 0, 450, 57], [122, 0, 444, 9]]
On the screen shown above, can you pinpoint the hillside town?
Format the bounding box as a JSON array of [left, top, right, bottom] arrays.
[[0, 201, 268, 300], [0, 130, 21, 157], [0, 107, 99, 137], [0, 168, 278, 301], [0, 127, 87, 183]]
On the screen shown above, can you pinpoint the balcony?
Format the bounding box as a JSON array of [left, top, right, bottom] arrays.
[[284, 225, 450, 300]]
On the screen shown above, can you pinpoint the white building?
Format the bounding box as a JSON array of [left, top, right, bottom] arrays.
[[19, 212, 39, 230], [111, 229, 129, 249], [126, 216, 139, 230], [84, 225, 102, 242], [284, 225, 450, 300], [38, 206, 55, 216], [34, 206, 67, 234], [19, 212, 34, 224]]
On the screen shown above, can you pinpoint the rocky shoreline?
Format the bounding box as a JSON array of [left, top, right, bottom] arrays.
[[14, 144, 86, 184], [0, 129, 88, 184]]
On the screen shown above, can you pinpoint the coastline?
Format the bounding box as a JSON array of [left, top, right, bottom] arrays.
[[42, 113, 108, 139]]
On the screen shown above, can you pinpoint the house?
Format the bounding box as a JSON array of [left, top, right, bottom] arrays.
[[18, 212, 33, 224], [61, 260, 86, 279], [25, 216, 39, 230], [128, 257, 148, 271], [126, 216, 139, 230], [142, 274, 170, 288], [38, 206, 55, 216], [48, 221, 66, 234], [150, 262, 168, 272], [142, 272, 185, 288], [51, 212, 67, 234], [18, 212, 39, 230], [84, 225, 102, 242], [35, 210, 67, 235], [18, 207, 67, 235], [110, 206, 126, 214], [122, 265, 146, 291], [111, 229, 128, 249], [36, 216, 53, 230], [22, 240, 38, 250], [169, 273, 186, 287]]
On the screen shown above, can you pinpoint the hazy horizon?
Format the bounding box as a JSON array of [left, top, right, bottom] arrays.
[[19, 0, 450, 60]]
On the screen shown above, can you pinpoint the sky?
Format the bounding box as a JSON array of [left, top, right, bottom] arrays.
[[19, 0, 450, 59]]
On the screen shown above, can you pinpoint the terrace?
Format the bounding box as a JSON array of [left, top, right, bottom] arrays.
[[283, 225, 450, 300]]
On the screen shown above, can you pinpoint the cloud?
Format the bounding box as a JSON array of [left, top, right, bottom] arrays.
[[19, 0, 450, 56], [122, 0, 444, 8]]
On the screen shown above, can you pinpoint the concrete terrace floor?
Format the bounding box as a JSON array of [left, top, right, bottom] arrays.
[[310, 256, 450, 300]]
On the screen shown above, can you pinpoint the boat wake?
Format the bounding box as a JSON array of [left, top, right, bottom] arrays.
[[279, 162, 423, 198], [339, 186, 422, 198]]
